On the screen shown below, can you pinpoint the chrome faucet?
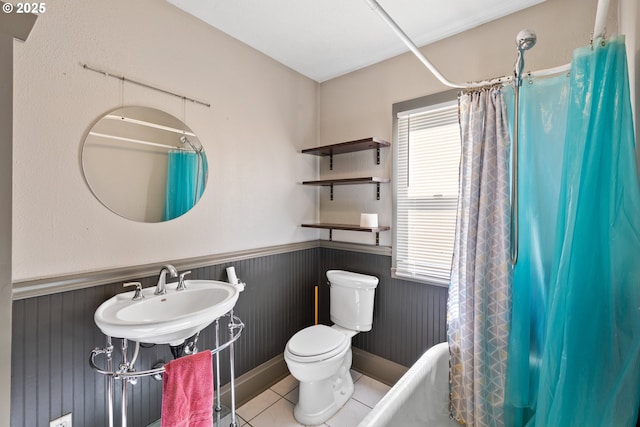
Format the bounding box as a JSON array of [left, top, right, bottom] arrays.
[[155, 264, 178, 295]]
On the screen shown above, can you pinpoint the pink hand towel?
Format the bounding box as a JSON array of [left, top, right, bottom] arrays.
[[161, 351, 213, 427]]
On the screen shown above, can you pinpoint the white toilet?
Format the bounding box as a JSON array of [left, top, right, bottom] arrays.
[[284, 270, 379, 425]]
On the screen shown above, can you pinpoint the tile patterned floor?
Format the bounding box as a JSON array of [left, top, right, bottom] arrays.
[[233, 371, 390, 427]]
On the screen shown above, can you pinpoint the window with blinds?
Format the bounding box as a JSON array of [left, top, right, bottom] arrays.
[[393, 98, 461, 286]]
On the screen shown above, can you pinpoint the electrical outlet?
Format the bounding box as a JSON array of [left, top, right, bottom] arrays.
[[50, 413, 72, 427]]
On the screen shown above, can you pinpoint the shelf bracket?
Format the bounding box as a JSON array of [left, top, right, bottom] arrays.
[[376, 148, 381, 165], [375, 232, 380, 246], [329, 154, 334, 170], [376, 183, 380, 200], [330, 184, 334, 200], [329, 229, 333, 241]]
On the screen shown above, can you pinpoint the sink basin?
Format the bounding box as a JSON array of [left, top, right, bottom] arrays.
[[94, 280, 239, 345]]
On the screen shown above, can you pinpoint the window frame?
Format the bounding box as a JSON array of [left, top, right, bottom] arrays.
[[391, 89, 460, 287]]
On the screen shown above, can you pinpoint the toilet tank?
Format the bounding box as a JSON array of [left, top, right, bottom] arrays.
[[327, 270, 379, 332]]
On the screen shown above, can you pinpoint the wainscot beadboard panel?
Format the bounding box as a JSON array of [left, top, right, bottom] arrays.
[[11, 245, 447, 426], [319, 247, 448, 367], [11, 248, 319, 427]]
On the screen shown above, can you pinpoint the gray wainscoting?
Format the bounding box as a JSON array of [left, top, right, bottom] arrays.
[[11, 246, 448, 426]]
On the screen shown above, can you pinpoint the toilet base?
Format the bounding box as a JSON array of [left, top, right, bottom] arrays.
[[292, 351, 354, 425]]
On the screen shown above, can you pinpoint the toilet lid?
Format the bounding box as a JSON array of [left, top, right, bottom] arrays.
[[287, 325, 348, 358]]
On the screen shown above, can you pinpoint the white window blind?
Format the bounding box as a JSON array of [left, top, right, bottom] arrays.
[[393, 100, 461, 285]]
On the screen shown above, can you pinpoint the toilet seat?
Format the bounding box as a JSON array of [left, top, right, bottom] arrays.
[[286, 325, 349, 363]]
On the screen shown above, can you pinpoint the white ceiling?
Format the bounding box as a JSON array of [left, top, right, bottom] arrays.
[[166, 0, 547, 82]]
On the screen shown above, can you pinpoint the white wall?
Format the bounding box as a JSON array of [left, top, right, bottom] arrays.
[[317, 0, 617, 247], [12, 0, 320, 281]]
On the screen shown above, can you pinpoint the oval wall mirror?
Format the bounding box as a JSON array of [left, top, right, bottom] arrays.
[[82, 106, 207, 223]]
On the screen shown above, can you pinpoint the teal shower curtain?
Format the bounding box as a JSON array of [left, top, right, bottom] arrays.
[[505, 35, 640, 427], [163, 150, 207, 221], [503, 72, 570, 427]]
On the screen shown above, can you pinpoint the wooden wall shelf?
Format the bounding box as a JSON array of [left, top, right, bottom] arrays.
[[302, 137, 390, 170], [302, 223, 390, 245], [302, 137, 390, 156], [302, 176, 388, 186], [302, 176, 389, 200]]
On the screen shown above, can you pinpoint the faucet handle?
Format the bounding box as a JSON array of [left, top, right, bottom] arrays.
[[177, 271, 191, 291], [123, 282, 144, 301]]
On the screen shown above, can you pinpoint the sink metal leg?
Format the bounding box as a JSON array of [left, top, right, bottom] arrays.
[[214, 318, 222, 412], [106, 337, 114, 427], [121, 379, 127, 427], [121, 338, 128, 427], [229, 312, 237, 427]]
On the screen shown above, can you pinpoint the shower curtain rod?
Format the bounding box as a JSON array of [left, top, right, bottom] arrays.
[[363, 0, 610, 89]]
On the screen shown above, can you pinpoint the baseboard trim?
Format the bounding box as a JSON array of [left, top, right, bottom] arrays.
[[218, 353, 289, 408], [352, 347, 408, 387]]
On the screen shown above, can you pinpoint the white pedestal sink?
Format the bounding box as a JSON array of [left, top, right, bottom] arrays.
[[94, 280, 239, 345]]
